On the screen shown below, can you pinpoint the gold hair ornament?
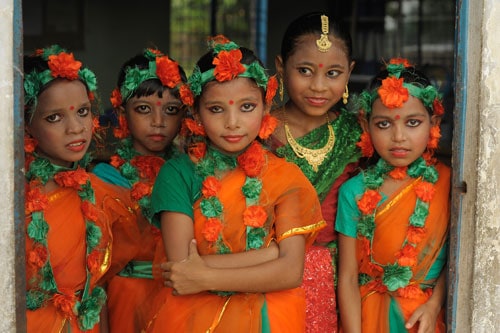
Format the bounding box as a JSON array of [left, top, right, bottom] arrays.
[[316, 15, 332, 52]]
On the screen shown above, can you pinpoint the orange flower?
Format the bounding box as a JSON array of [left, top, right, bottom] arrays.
[[202, 217, 224, 242], [389, 166, 407, 180], [182, 118, 206, 136], [110, 155, 125, 168], [356, 132, 374, 158], [415, 181, 435, 202], [48, 52, 81, 80], [211, 35, 231, 44], [396, 244, 418, 266], [397, 284, 424, 299], [87, 250, 101, 273], [243, 205, 268, 228], [54, 168, 89, 189], [28, 245, 48, 268], [187, 142, 207, 161], [92, 117, 100, 132], [24, 136, 37, 153], [360, 236, 371, 256], [258, 114, 278, 140], [202, 176, 221, 198], [378, 77, 409, 109], [131, 182, 152, 201], [432, 99, 445, 116], [366, 262, 384, 276], [213, 49, 245, 82], [407, 226, 426, 244], [132, 156, 165, 179], [52, 292, 77, 318], [25, 187, 49, 214], [148, 48, 163, 56], [427, 125, 441, 150], [113, 114, 129, 139], [110, 88, 122, 108], [265, 76, 278, 104], [88, 91, 95, 102], [156, 56, 182, 88], [389, 57, 412, 68], [357, 189, 382, 215], [237, 141, 265, 177], [81, 200, 99, 221], [179, 84, 194, 106]]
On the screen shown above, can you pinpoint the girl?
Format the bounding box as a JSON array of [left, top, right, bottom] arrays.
[[146, 35, 326, 332], [271, 12, 362, 332], [92, 49, 187, 332], [336, 59, 450, 333], [24, 45, 139, 332]]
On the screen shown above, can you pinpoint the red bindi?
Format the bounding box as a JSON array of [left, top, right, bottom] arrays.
[[69, 106, 75, 110], [318, 63, 324, 68], [229, 100, 234, 105], [156, 101, 162, 106], [395, 114, 401, 120]]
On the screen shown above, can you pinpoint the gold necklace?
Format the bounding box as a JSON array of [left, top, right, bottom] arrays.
[[284, 113, 335, 172]]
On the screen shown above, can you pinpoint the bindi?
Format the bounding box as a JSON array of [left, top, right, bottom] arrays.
[[318, 63, 324, 68], [395, 114, 401, 120], [156, 101, 162, 106], [229, 100, 234, 105], [69, 106, 75, 110]]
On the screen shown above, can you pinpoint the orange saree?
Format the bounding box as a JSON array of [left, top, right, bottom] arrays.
[[354, 163, 450, 333], [145, 152, 325, 333], [25, 174, 138, 333]]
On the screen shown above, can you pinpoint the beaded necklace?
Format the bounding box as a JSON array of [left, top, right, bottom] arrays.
[[356, 157, 439, 292], [194, 141, 268, 254], [110, 137, 171, 221], [25, 151, 106, 330]]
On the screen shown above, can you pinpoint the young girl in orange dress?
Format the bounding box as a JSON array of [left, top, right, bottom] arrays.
[[92, 48, 187, 333], [336, 59, 450, 333], [271, 12, 362, 332], [144, 35, 326, 332], [23, 45, 139, 332]]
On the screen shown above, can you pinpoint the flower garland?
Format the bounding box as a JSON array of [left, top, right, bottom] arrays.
[[179, 35, 278, 107], [24, 45, 98, 115], [356, 157, 439, 292], [109, 138, 169, 221], [24, 139, 106, 330], [195, 141, 269, 254]]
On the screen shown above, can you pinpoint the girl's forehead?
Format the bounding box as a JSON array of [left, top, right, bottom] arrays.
[[288, 34, 350, 63]]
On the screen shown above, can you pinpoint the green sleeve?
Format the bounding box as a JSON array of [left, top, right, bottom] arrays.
[[335, 173, 365, 238], [150, 154, 201, 228]]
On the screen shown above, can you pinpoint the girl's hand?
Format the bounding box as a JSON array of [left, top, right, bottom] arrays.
[[162, 240, 210, 295], [405, 300, 440, 333]]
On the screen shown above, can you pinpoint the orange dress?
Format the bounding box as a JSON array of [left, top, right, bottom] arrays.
[[25, 174, 139, 333], [146, 151, 326, 332], [337, 163, 450, 332]]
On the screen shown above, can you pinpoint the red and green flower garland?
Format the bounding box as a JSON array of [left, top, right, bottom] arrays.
[[24, 137, 106, 330], [356, 157, 439, 293]]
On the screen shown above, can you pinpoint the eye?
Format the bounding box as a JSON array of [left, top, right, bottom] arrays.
[[375, 120, 391, 129], [134, 104, 151, 114], [77, 107, 90, 117], [326, 69, 341, 78], [164, 105, 181, 115], [298, 67, 313, 76], [241, 103, 256, 112], [208, 105, 223, 113], [45, 113, 62, 123], [407, 119, 422, 127]]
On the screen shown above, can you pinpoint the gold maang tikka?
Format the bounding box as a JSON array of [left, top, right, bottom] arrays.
[[316, 15, 332, 52]]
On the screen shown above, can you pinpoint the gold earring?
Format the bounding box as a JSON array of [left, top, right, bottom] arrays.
[[342, 85, 349, 105], [279, 77, 284, 102]]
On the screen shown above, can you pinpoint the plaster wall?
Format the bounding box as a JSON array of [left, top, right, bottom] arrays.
[[0, 0, 19, 331], [471, 0, 500, 330]]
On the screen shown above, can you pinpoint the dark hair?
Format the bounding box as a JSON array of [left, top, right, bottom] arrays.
[[280, 12, 353, 63], [117, 53, 187, 104]]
